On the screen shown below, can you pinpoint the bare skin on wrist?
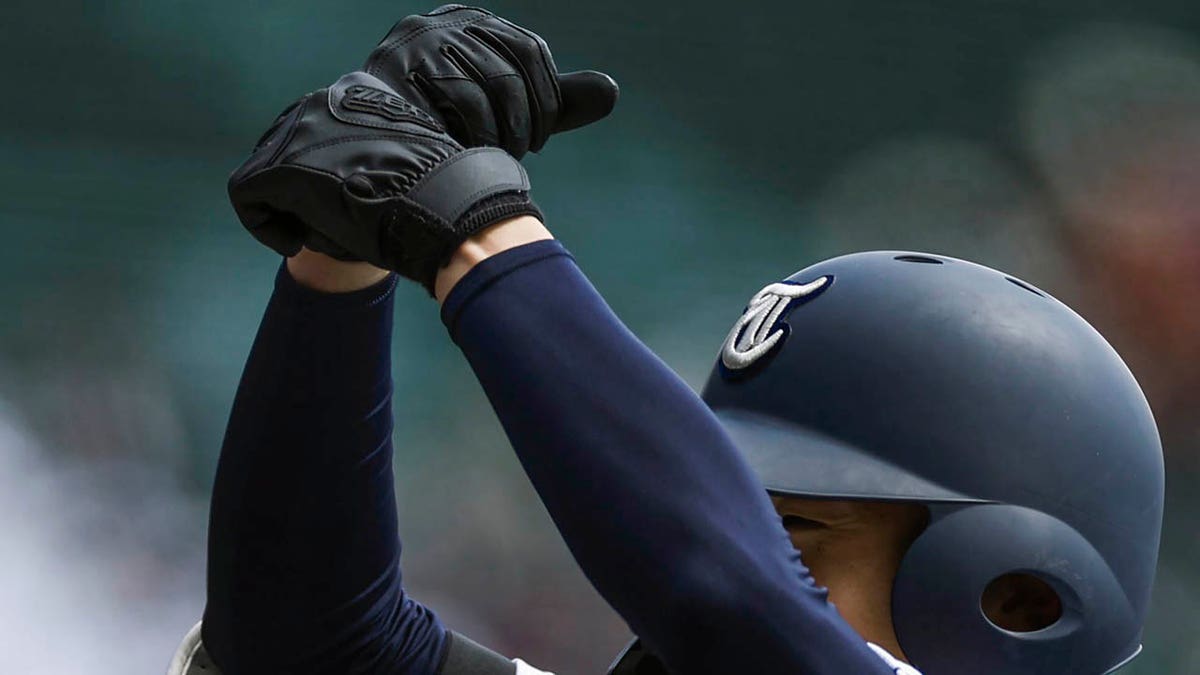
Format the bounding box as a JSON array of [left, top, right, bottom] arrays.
[[286, 248, 391, 293], [284, 216, 550, 296], [434, 215, 553, 302]]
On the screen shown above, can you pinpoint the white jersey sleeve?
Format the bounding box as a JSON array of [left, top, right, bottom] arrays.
[[169, 621, 909, 675], [514, 657, 556, 675], [170, 620, 555, 675], [512, 644, 917, 675], [867, 642, 924, 674], [167, 622, 208, 675]]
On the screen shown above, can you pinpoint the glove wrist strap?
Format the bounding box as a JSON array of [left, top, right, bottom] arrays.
[[382, 147, 543, 294], [407, 147, 532, 225]]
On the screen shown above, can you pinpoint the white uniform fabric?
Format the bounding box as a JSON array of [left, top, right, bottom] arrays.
[[168, 622, 921, 675], [867, 642, 924, 674], [514, 658, 554, 674], [166, 622, 204, 675], [510, 644, 921, 675]]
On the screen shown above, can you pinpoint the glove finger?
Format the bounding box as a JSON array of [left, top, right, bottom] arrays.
[[474, 71, 531, 158], [367, 5, 491, 85], [370, 5, 491, 53], [555, 70, 620, 133], [469, 21, 560, 152], [410, 66, 502, 149], [437, 39, 532, 157]]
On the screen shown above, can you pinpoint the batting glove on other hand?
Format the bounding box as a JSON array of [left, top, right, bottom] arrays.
[[228, 71, 540, 293], [364, 4, 618, 158]]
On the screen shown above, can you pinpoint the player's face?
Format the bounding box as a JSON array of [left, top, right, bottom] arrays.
[[770, 496, 928, 660], [770, 496, 928, 570]]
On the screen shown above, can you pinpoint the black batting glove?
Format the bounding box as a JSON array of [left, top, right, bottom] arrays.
[[228, 71, 541, 293], [364, 4, 618, 158]]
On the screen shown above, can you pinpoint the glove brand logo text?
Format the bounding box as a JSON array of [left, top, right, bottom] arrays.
[[720, 276, 830, 372], [342, 85, 438, 127]]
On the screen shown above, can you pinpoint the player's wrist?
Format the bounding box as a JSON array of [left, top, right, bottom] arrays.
[[286, 247, 391, 293], [434, 215, 554, 303]]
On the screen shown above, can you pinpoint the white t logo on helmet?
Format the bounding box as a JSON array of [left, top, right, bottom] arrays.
[[720, 276, 829, 371]]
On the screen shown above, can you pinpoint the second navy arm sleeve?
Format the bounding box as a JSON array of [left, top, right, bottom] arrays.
[[442, 241, 892, 675]]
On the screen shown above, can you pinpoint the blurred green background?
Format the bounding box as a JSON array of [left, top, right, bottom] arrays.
[[2, 1, 1198, 672]]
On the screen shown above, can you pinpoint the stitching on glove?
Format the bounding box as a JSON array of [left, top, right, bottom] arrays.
[[269, 96, 310, 163], [232, 161, 343, 195], [281, 134, 453, 165], [443, 184, 529, 224]]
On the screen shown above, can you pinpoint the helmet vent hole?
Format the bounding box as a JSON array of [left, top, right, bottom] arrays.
[[893, 254, 943, 264], [981, 573, 1063, 633], [1006, 277, 1045, 297]]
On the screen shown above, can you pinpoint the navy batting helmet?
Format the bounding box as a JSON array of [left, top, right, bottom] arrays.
[[609, 251, 1163, 675]]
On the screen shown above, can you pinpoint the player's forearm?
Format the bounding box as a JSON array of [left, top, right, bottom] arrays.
[[203, 263, 445, 673], [444, 240, 890, 674]]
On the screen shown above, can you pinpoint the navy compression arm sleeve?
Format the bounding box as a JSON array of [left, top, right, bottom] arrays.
[[443, 240, 892, 675], [202, 264, 446, 674]]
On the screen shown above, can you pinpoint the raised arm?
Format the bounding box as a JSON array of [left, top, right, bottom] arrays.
[[437, 221, 893, 675], [200, 251, 449, 673], [199, 7, 617, 670]]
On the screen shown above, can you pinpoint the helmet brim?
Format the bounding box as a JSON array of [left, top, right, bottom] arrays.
[[713, 408, 990, 504]]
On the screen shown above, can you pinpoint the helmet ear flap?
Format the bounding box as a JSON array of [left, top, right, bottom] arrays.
[[892, 504, 1139, 675]]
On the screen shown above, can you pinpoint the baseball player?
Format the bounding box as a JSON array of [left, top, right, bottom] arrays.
[[169, 6, 1164, 674]]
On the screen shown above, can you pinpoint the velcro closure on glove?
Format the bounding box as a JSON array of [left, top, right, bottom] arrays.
[[407, 147, 531, 227]]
